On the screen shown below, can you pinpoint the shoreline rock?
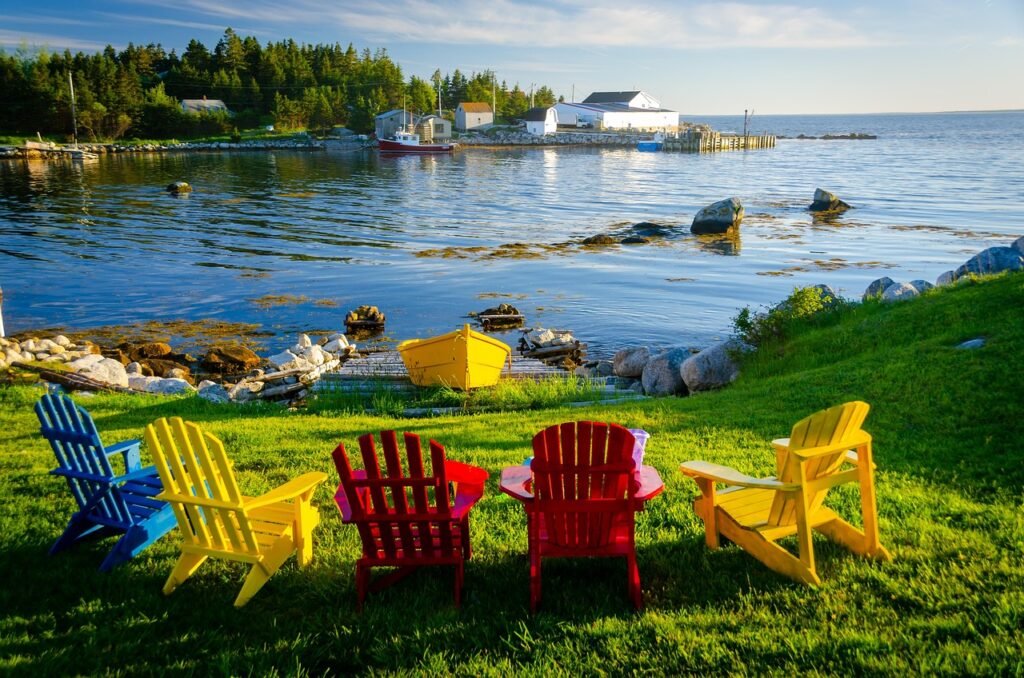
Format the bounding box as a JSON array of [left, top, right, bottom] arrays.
[[809, 188, 851, 212], [691, 197, 744, 235]]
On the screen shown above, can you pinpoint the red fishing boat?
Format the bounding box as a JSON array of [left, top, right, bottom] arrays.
[[378, 130, 457, 153]]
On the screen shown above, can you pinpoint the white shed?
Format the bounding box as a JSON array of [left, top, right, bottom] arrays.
[[523, 107, 558, 135], [555, 91, 678, 132]]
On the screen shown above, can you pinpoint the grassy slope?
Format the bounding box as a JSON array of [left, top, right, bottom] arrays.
[[0, 275, 1021, 675]]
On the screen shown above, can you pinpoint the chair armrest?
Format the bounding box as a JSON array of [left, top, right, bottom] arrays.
[[106, 439, 142, 472], [633, 466, 665, 501], [680, 460, 799, 491], [245, 472, 327, 510], [790, 433, 872, 460], [445, 459, 489, 485], [499, 465, 533, 501]]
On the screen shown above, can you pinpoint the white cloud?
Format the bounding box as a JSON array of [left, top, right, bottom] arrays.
[[127, 0, 875, 49], [0, 29, 112, 52], [0, 15, 101, 27], [994, 36, 1022, 47], [98, 13, 266, 35]]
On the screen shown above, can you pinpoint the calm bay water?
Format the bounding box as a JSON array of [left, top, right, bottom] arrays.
[[1, 111, 1021, 356]]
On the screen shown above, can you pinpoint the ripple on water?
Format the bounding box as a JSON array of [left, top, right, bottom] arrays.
[[1, 111, 1022, 353]]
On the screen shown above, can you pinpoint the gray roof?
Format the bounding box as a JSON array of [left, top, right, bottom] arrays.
[[181, 99, 229, 114], [523, 107, 552, 122], [582, 91, 642, 104], [561, 102, 676, 114], [375, 109, 404, 119]]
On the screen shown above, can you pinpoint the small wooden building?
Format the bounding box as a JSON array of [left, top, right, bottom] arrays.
[[417, 115, 452, 142], [375, 109, 417, 140], [524, 107, 558, 135], [181, 97, 230, 115], [455, 103, 493, 131]]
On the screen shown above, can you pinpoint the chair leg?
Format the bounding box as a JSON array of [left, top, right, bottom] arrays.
[[692, 480, 720, 549], [235, 536, 294, 607], [816, 517, 892, 561], [99, 526, 146, 572], [626, 552, 642, 610], [454, 560, 464, 608], [529, 547, 542, 613], [163, 553, 208, 595], [461, 516, 473, 560], [355, 562, 370, 612], [295, 503, 318, 568], [50, 514, 111, 555]]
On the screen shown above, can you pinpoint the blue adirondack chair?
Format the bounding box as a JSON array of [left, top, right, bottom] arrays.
[[36, 394, 176, 571]]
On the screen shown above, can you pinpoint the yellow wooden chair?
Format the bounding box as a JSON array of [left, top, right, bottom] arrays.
[[680, 401, 891, 585], [145, 417, 327, 607]]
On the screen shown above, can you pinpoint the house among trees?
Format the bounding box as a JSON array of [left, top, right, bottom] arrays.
[[375, 109, 416, 140], [523, 107, 558, 135], [417, 115, 452, 142], [455, 103, 493, 131], [180, 97, 230, 115], [554, 91, 678, 132]]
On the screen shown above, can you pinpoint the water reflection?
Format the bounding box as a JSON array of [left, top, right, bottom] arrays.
[[1, 113, 1021, 353], [694, 231, 742, 256]]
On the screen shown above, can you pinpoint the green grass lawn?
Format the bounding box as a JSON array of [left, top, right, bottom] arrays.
[[1, 274, 1022, 675]]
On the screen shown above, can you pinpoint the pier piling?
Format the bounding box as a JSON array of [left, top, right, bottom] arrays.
[[661, 129, 776, 153]]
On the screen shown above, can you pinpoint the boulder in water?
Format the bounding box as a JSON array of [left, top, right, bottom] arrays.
[[166, 181, 192, 194], [809, 188, 851, 212], [953, 246, 1024, 280], [691, 198, 743, 235]]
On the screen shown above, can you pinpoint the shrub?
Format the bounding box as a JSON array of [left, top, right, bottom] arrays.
[[733, 285, 846, 347]]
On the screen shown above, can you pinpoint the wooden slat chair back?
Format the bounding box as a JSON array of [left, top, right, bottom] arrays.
[[145, 417, 326, 607], [332, 430, 488, 610], [147, 417, 259, 559], [38, 394, 130, 523], [531, 421, 638, 550], [768, 401, 870, 526], [681, 401, 892, 586], [527, 421, 645, 610], [35, 394, 175, 571]]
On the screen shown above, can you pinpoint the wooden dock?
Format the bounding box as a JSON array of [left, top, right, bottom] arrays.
[[318, 349, 566, 391], [662, 129, 775, 153]]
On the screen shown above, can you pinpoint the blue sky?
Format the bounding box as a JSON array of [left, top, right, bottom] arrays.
[[2, 0, 1022, 114]]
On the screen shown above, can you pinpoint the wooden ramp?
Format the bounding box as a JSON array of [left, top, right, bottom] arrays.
[[319, 349, 566, 391]]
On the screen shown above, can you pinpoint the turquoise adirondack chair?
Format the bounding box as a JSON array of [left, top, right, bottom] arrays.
[[36, 394, 176, 571]]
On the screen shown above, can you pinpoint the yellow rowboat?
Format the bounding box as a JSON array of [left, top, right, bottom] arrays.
[[398, 324, 512, 390]]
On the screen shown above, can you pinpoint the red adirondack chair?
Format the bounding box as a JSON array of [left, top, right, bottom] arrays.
[[501, 421, 664, 612], [331, 431, 488, 610]]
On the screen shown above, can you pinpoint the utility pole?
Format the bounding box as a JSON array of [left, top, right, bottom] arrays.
[[571, 84, 575, 103], [492, 73, 496, 119], [530, 83, 536, 109], [436, 71, 442, 117], [68, 72, 79, 148]]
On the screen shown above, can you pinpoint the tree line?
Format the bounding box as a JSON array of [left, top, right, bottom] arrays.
[[0, 28, 558, 141]]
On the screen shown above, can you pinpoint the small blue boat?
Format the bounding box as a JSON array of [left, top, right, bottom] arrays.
[[636, 132, 665, 152]]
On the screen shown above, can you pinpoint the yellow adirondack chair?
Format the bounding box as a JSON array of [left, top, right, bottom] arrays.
[[680, 401, 891, 585], [144, 417, 327, 607]]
